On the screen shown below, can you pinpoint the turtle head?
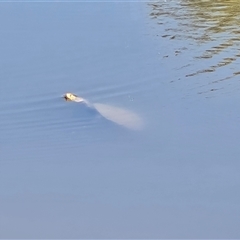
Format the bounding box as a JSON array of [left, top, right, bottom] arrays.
[[63, 92, 78, 101]]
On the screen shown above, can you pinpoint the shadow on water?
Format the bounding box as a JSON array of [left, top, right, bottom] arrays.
[[149, 0, 240, 96]]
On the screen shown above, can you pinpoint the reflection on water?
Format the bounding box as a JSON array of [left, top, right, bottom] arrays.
[[149, 0, 240, 95]]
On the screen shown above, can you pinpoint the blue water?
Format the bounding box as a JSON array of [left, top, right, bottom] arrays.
[[1, 2, 240, 238]]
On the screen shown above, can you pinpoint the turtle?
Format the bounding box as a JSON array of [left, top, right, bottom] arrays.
[[63, 92, 143, 130], [64, 93, 86, 103]]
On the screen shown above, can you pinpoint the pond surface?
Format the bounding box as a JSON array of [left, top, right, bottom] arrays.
[[1, 1, 240, 238]]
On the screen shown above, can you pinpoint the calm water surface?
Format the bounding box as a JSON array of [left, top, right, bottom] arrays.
[[1, 1, 240, 238]]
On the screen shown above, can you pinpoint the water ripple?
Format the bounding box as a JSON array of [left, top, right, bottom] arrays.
[[149, 0, 240, 95]]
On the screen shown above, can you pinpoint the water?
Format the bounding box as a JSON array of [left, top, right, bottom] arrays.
[[149, 0, 240, 97], [1, 1, 240, 238]]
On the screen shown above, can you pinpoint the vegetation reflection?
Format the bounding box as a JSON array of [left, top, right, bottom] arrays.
[[149, 0, 240, 91]]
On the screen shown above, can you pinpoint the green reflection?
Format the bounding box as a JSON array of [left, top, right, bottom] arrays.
[[149, 0, 240, 91], [149, 0, 240, 39]]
